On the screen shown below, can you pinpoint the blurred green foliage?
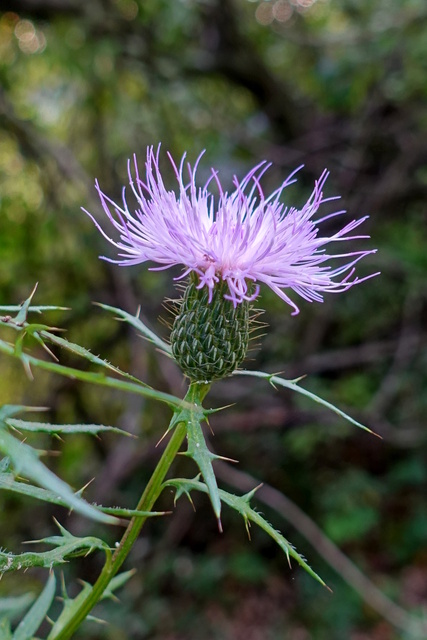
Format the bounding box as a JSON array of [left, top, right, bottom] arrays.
[[1, 0, 427, 638]]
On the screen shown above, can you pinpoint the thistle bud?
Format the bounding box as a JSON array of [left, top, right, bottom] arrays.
[[170, 279, 250, 382]]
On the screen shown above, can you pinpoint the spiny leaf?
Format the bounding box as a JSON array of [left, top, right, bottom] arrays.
[[184, 417, 222, 525], [39, 331, 150, 387], [10, 283, 38, 327], [11, 573, 55, 640], [0, 286, 66, 331], [95, 302, 172, 356], [234, 370, 379, 436], [46, 582, 92, 639], [0, 406, 46, 423], [241, 484, 263, 503], [101, 569, 137, 600], [3, 308, 146, 389], [100, 506, 166, 518], [0, 472, 89, 508], [0, 337, 189, 411], [170, 473, 201, 507], [165, 478, 329, 590], [165, 383, 220, 521], [0, 528, 109, 574], [48, 569, 134, 636], [0, 306, 68, 314], [48, 571, 136, 637], [0, 423, 117, 525], [0, 472, 165, 518], [28, 521, 110, 556], [6, 419, 133, 438], [166, 384, 210, 437]]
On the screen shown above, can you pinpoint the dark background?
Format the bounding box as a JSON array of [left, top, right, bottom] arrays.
[[0, 1, 426, 638]]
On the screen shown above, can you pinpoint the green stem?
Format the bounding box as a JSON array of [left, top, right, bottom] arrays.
[[48, 382, 210, 640]]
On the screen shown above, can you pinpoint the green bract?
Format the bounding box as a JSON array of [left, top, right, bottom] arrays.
[[170, 279, 250, 382]]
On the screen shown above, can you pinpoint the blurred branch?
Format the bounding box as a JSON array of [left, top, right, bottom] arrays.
[[369, 291, 422, 416], [289, 339, 403, 376], [365, 290, 427, 448], [215, 460, 427, 638]]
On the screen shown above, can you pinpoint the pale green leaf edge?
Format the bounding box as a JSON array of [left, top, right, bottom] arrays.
[[0, 417, 117, 526], [234, 370, 379, 436], [0, 528, 109, 574], [0, 595, 35, 616], [165, 478, 329, 590], [0, 337, 192, 412], [0, 472, 164, 519], [6, 418, 132, 437], [184, 415, 222, 523], [95, 302, 172, 356], [11, 573, 56, 640]]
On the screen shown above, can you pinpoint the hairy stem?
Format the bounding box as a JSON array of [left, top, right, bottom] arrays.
[[48, 382, 210, 640]]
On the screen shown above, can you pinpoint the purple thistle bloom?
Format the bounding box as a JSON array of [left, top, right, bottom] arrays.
[[84, 146, 378, 315]]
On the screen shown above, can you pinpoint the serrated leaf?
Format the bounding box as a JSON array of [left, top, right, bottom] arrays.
[[5, 307, 151, 389], [0, 473, 164, 519], [0, 525, 109, 574], [100, 506, 165, 518], [6, 419, 132, 438], [0, 423, 117, 525], [10, 284, 39, 327], [0, 286, 67, 329], [12, 573, 55, 640], [30, 521, 110, 556], [165, 383, 220, 520], [165, 478, 328, 590], [185, 417, 222, 524], [0, 306, 68, 314], [0, 338, 187, 411], [101, 569, 137, 600], [234, 370, 379, 436], [95, 302, 172, 356], [39, 331, 150, 387], [46, 581, 92, 639], [0, 473, 80, 507], [48, 569, 136, 637]]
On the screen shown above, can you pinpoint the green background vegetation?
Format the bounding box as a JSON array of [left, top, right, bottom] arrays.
[[0, 0, 426, 638]]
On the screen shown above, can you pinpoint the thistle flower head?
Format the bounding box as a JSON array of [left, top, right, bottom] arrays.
[[84, 146, 377, 315]]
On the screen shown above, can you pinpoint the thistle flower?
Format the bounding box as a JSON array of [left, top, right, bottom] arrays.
[[84, 146, 377, 381], [84, 146, 377, 316]]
